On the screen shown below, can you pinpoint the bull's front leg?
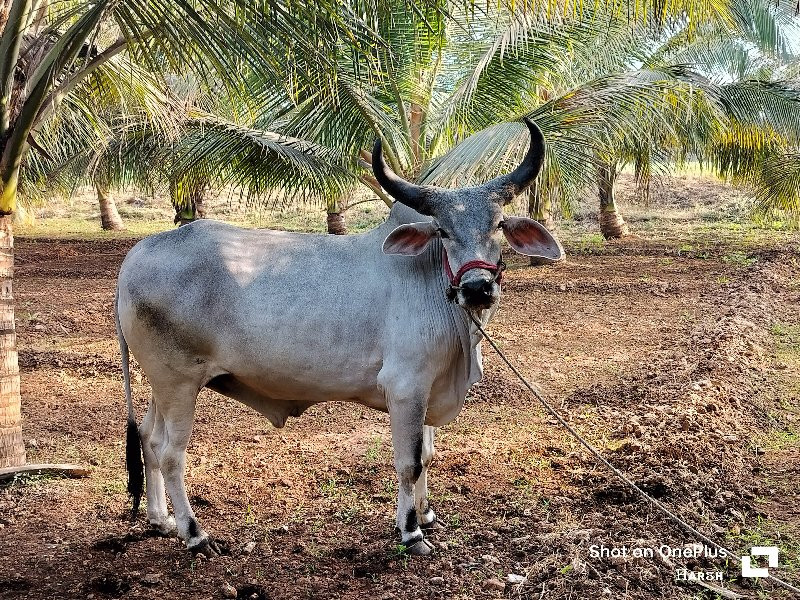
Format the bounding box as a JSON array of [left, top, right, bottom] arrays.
[[384, 382, 435, 556], [415, 425, 439, 529]]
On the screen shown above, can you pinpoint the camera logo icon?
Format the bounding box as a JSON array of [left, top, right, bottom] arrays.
[[741, 547, 778, 578]]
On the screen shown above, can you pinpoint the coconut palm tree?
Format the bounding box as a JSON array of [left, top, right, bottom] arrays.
[[174, 1, 753, 234], [420, 0, 800, 238], [23, 80, 356, 229], [18, 51, 178, 231], [0, 0, 402, 469]]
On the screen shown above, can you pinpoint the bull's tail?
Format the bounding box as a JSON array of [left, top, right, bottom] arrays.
[[116, 290, 143, 520]]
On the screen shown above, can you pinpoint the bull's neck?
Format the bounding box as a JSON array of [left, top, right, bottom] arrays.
[[383, 201, 494, 345]]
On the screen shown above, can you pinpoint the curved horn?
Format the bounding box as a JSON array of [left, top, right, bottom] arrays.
[[372, 139, 433, 215], [488, 118, 546, 203]]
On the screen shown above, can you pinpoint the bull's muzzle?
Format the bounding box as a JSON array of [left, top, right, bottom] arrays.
[[443, 248, 505, 310], [455, 275, 500, 310]]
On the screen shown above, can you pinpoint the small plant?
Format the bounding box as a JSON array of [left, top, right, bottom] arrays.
[[722, 251, 757, 267], [727, 518, 800, 576], [759, 428, 799, 451], [334, 506, 360, 523], [512, 477, 531, 489], [7, 472, 57, 488], [382, 477, 397, 495], [578, 234, 605, 253], [390, 543, 411, 567], [364, 435, 384, 464], [770, 323, 789, 337], [244, 503, 258, 525], [320, 478, 339, 497]]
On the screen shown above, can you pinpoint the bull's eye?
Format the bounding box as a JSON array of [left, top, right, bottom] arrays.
[[437, 228, 450, 239], [496, 221, 505, 230]]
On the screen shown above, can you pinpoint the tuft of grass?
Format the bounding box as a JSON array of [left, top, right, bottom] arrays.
[[320, 477, 339, 498], [574, 233, 606, 254], [770, 323, 800, 339], [3, 472, 60, 488], [334, 506, 361, 524], [382, 477, 397, 495], [758, 428, 800, 452], [98, 478, 126, 495], [722, 251, 757, 267], [729, 519, 800, 576], [364, 435, 385, 465]]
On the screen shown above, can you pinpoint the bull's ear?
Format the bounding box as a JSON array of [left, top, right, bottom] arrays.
[[501, 216, 563, 260], [382, 222, 438, 255]]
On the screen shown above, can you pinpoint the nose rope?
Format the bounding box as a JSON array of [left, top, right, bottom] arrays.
[[442, 247, 505, 293]]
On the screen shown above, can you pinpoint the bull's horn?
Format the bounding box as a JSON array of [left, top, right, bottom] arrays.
[[372, 139, 433, 215], [487, 118, 546, 204]]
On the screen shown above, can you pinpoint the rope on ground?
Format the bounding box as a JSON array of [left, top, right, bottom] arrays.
[[467, 312, 800, 597]]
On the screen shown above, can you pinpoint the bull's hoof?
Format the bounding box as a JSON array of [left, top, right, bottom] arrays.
[[421, 520, 444, 532], [405, 538, 435, 556], [149, 516, 177, 537], [420, 517, 444, 532], [187, 536, 226, 558]]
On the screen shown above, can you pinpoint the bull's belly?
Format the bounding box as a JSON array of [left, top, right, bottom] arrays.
[[205, 365, 468, 429], [204, 365, 387, 427]]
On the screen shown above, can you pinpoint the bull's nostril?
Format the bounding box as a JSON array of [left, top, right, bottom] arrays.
[[460, 279, 497, 307], [462, 279, 490, 292]]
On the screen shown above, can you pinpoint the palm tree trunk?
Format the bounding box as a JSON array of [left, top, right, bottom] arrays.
[[194, 194, 207, 219], [527, 183, 555, 230], [173, 182, 207, 226], [0, 2, 11, 35], [326, 196, 347, 235], [0, 213, 25, 468], [633, 157, 651, 205], [527, 184, 564, 266], [326, 212, 347, 234], [598, 162, 629, 239], [96, 182, 124, 231], [409, 102, 424, 174]]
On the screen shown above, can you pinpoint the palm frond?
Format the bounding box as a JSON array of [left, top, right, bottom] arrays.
[[166, 114, 357, 207], [753, 151, 800, 219]]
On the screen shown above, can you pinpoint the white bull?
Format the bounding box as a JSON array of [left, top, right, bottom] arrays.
[[116, 119, 562, 556]]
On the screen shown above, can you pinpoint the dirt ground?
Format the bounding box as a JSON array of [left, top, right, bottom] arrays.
[[1, 177, 800, 600]]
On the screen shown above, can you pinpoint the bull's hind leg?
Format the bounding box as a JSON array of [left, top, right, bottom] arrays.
[[139, 401, 176, 535], [414, 425, 439, 529], [150, 380, 221, 556]]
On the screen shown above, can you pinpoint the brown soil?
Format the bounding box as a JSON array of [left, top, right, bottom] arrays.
[[1, 218, 799, 599]]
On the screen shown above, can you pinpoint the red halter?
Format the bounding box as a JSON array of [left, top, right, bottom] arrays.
[[442, 247, 505, 288]]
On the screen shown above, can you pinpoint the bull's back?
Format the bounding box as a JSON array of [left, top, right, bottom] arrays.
[[117, 220, 394, 403]]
